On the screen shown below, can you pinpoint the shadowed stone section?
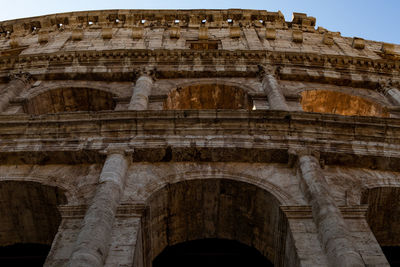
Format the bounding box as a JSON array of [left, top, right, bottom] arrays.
[[291, 150, 365, 267], [163, 84, 252, 110], [153, 239, 273, 267], [128, 75, 154, 110], [0, 181, 66, 266], [24, 88, 116, 115], [141, 179, 294, 266], [362, 187, 400, 247], [0, 73, 32, 112], [261, 74, 289, 111], [68, 152, 129, 267], [301, 90, 389, 117], [0, 181, 67, 246]]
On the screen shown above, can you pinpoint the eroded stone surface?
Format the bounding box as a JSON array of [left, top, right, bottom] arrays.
[[0, 8, 398, 267]]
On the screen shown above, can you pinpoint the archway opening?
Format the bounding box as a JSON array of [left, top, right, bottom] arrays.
[[153, 238, 273, 267], [139, 179, 296, 267], [301, 90, 389, 117], [23, 88, 116, 115], [361, 187, 400, 265], [164, 84, 252, 110], [0, 181, 67, 266]]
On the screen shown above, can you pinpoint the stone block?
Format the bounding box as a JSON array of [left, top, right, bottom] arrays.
[[266, 28, 276, 40], [169, 26, 180, 39], [292, 30, 303, 43], [102, 28, 113, 39], [198, 27, 208, 40], [132, 27, 143, 39], [71, 28, 83, 41], [322, 32, 334, 46], [352, 37, 365, 49], [381, 43, 396, 55], [9, 38, 19, 48], [38, 31, 49, 44], [229, 27, 241, 38]]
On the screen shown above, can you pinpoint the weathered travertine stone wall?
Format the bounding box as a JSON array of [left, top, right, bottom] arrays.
[[0, 8, 399, 267]]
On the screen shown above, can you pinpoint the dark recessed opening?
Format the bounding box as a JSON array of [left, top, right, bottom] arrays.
[[382, 246, 400, 266], [188, 40, 220, 50], [153, 239, 273, 267], [0, 243, 51, 267]]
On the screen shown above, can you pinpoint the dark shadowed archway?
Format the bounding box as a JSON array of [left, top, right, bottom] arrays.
[[0, 181, 67, 266], [23, 88, 116, 115], [138, 179, 296, 267], [362, 187, 400, 266]]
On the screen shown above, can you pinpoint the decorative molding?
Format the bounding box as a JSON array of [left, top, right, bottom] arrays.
[[0, 49, 398, 81], [59, 203, 145, 218], [281, 205, 368, 219]]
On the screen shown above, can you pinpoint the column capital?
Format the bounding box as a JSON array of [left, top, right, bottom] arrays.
[[99, 146, 134, 157], [8, 72, 34, 85], [134, 67, 157, 82], [377, 78, 400, 93], [256, 64, 280, 81], [288, 147, 321, 167]]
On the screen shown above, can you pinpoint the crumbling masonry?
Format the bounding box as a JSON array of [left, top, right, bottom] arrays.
[[0, 9, 400, 267]]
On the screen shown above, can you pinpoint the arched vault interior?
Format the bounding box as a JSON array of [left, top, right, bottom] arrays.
[[140, 179, 296, 267], [362, 187, 400, 265], [301, 90, 389, 117], [23, 88, 116, 115], [0, 181, 67, 266], [164, 84, 252, 110]]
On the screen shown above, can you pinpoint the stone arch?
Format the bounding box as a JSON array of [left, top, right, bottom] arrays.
[[361, 186, 400, 265], [137, 177, 297, 267], [171, 79, 258, 95], [0, 180, 67, 266], [23, 82, 120, 99], [142, 171, 293, 206], [299, 89, 389, 117], [22, 86, 117, 115], [163, 82, 253, 110], [0, 175, 77, 204]]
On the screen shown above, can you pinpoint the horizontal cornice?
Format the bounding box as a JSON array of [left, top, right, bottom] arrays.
[[0, 49, 399, 85], [0, 110, 399, 170]]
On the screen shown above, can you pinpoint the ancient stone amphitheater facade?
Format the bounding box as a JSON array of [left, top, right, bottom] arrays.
[[0, 9, 399, 267]]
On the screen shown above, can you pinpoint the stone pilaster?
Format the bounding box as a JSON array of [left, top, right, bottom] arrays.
[[0, 72, 33, 112], [289, 148, 364, 267], [68, 151, 130, 267], [128, 70, 155, 110], [259, 66, 289, 110]]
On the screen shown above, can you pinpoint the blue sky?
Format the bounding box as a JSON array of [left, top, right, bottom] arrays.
[[1, 0, 399, 44]]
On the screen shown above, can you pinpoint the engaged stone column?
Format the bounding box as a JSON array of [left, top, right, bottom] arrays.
[[128, 72, 154, 110], [259, 66, 289, 110], [68, 152, 129, 267], [289, 149, 364, 267], [0, 72, 33, 112]]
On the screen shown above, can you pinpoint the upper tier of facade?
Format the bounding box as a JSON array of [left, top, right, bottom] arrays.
[[0, 9, 399, 60]]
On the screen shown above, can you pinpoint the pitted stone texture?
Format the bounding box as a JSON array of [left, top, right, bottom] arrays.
[[128, 75, 153, 110]]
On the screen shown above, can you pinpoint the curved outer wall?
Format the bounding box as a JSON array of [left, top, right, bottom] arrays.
[[0, 9, 399, 267]]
